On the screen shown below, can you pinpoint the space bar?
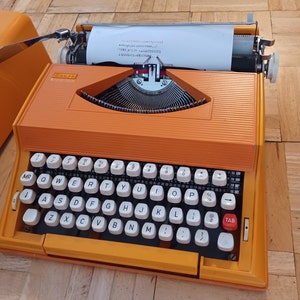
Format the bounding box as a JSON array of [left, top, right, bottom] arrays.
[[44, 234, 199, 276]]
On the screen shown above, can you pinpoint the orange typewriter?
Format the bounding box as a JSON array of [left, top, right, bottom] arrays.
[[0, 15, 278, 289]]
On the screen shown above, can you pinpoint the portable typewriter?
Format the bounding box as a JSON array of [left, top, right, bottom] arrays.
[[0, 14, 278, 289]]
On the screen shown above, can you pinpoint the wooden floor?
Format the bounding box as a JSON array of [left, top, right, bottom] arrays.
[[0, 0, 300, 299]]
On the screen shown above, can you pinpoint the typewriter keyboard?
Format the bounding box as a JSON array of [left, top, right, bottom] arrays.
[[19, 152, 244, 261]]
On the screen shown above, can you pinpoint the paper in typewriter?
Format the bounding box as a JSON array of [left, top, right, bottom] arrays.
[[86, 24, 234, 70]]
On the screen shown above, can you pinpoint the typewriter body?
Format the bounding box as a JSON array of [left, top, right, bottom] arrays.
[[0, 17, 278, 289]]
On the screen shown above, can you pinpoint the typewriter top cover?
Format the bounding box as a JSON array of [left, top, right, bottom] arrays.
[[18, 64, 260, 172]]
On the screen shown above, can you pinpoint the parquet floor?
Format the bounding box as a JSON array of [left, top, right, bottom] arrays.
[[0, 1, 300, 299]]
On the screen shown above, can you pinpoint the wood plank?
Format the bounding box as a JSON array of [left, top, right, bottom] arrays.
[[87, 268, 115, 300], [285, 143, 300, 211], [291, 210, 300, 253], [265, 142, 293, 252], [47, 0, 118, 13], [269, 0, 300, 10], [190, 0, 269, 12], [11, 0, 52, 13], [294, 253, 300, 300], [154, 274, 298, 299], [0, 0, 15, 10], [277, 68, 300, 141], [20, 259, 74, 300], [113, 12, 190, 23], [0, 253, 31, 272], [64, 265, 94, 300], [0, 135, 16, 216], [75, 13, 116, 26], [272, 11, 300, 35], [116, 0, 142, 12], [132, 274, 156, 300], [268, 251, 295, 276], [265, 80, 281, 142], [153, 0, 167, 12], [271, 12, 300, 68], [152, 0, 191, 12], [109, 271, 137, 300], [140, 0, 155, 12], [0, 270, 28, 299]]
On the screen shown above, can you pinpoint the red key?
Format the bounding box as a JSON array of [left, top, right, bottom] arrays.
[[222, 213, 238, 231]]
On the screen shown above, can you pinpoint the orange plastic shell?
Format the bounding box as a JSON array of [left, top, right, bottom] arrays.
[[0, 63, 267, 289], [0, 10, 50, 147], [16, 64, 258, 172]]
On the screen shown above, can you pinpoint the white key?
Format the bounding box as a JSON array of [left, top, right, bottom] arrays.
[[169, 207, 183, 224], [110, 160, 125, 175], [160, 165, 174, 181], [184, 189, 199, 205], [108, 218, 123, 235], [204, 211, 219, 229], [119, 201, 133, 218], [126, 161, 141, 177], [60, 212, 75, 229], [68, 177, 83, 193], [37, 173, 52, 189], [195, 229, 209, 247], [124, 220, 139, 237], [134, 203, 149, 220], [52, 175, 67, 191], [92, 216, 107, 232], [53, 194, 69, 210], [94, 158, 109, 174], [132, 183, 147, 200], [218, 232, 234, 251], [212, 170, 227, 186], [38, 193, 54, 208], [177, 167, 191, 183], [84, 178, 99, 194], [167, 187, 182, 204], [142, 222, 156, 240], [19, 189, 36, 204], [100, 180, 115, 196], [102, 199, 117, 216], [76, 214, 91, 231], [152, 205, 166, 222], [86, 197, 101, 213], [70, 196, 85, 212], [186, 209, 201, 226], [62, 155, 77, 170], [44, 211, 60, 227], [78, 157, 93, 172], [158, 224, 173, 241], [201, 190, 217, 207], [176, 227, 191, 244], [142, 163, 157, 179], [141, 222, 156, 239], [221, 193, 236, 210], [46, 154, 62, 169], [194, 169, 209, 185], [20, 171, 36, 187], [23, 208, 40, 226], [30, 153, 46, 168], [116, 181, 131, 197], [150, 185, 164, 201]]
